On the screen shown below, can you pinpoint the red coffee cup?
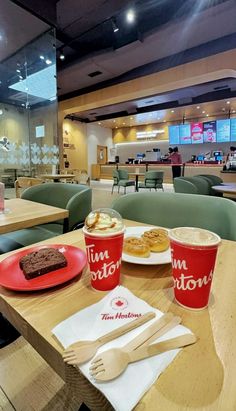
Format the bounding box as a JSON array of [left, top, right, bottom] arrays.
[[169, 227, 221, 310], [83, 209, 125, 291]]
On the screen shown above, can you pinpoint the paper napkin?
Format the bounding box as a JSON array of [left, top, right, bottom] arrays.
[[52, 286, 192, 411]]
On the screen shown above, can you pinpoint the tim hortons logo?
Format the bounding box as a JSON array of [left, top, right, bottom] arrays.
[[110, 297, 128, 310], [86, 244, 121, 281], [172, 257, 213, 291]]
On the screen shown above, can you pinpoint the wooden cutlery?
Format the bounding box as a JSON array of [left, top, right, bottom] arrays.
[[62, 311, 156, 365], [90, 333, 197, 381]]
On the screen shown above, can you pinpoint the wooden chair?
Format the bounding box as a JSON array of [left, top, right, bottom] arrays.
[[73, 169, 90, 185], [14, 177, 44, 198]]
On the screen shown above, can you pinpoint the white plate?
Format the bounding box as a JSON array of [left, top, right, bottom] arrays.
[[122, 226, 171, 265]]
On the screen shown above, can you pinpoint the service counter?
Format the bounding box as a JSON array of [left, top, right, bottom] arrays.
[[91, 163, 236, 183]]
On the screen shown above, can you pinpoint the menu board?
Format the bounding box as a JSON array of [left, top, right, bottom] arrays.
[[168, 125, 180, 145], [230, 118, 236, 142], [191, 122, 203, 144], [179, 124, 191, 144], [216, 119, 230, 142], [203, 121, 216, 143]]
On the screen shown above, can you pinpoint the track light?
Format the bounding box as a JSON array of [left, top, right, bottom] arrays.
[[111, 18, 119, 33]]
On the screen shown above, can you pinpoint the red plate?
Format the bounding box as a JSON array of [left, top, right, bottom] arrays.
[[0, 244, 87, 291]]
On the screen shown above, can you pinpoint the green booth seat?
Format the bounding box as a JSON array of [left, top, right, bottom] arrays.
[[0, 183, 92, 252], [174, 176, 211, 195], [196, 174, 223, 196], [112, 191, 236, 241]]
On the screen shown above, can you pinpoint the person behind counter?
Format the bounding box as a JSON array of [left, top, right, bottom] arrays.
[[169, 146, 182, 179]]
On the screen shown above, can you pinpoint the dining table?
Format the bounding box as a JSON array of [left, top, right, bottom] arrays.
[[0, 198, 69, 234], [212, 183, 236, 195], [128, 172, 145, 191], [0, 219, 236, 411], [39, 173, 75, 183]]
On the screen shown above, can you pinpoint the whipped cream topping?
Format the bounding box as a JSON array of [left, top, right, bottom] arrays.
[[84, 210, 124, 235], [169, 227, 221, 247]]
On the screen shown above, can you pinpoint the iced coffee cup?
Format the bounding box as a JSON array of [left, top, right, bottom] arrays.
[[169, 227, 221, 310], [83, 208, 125, 291]]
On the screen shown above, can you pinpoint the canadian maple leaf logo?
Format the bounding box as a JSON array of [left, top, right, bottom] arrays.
[[115, 300, 124, 307]]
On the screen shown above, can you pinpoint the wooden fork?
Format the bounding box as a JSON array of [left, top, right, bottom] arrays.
[[62, 311, 156, 365], [90, 333, 197, 381]]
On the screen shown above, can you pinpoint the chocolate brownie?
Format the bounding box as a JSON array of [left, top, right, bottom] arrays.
[[19, 248, 67, 280]]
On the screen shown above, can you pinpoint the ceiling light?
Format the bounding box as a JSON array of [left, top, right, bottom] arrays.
[[113, 120, 116, 123], [130, 117, 133, 120], [196, 106, 200, 109], [126, 9, 135, 23], [16, 69, 21, 73], [0, 109, 3, 115], [226, 101, 230, 104], [115, 126, 118, 129], [111, 18, 119, 33], [232, 110, 236, 113], [45, 59, 52, 65], [171, 110, 175, 113], [98, 122, 101, 125], [202, 110, 205, 114], [123, 122, 126, 125], [222, 108, 226, 111], [59, 51, 65, 60], [39, 55, 45, 60], [206, 114, 209, 117]]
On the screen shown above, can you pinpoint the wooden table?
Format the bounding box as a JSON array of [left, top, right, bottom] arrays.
[[0, 198, 69, 234], [129, 172, 145, 191], [212, 183, 236, 195], [40, 174, 75, 182], [0, 220, 236, 410]]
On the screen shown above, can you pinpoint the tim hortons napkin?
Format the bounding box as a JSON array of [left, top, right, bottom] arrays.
[[52, 286, 192, 411]]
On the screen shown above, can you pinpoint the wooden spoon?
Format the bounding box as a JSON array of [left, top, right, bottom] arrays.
[[62, 311, 155, 365]]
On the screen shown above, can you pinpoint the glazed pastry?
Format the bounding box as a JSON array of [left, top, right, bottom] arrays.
[[142, 228, 170, 252], [123, 237, 150, 258]]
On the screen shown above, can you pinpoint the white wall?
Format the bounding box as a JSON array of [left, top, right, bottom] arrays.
[[87, 124, 113, 175]]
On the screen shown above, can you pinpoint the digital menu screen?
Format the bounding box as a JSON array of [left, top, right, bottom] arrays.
[[216, 119, 230, 142], [179, 124, 191, 144], [230, 118, 236, 142], [191, 122, 203, 144], [168, 125, 180, 145], [203, 121, 216, 143]]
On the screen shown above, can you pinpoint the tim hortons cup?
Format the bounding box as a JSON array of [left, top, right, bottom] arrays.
[[169, 227, 221, 310], [83, 209, 125, 291]]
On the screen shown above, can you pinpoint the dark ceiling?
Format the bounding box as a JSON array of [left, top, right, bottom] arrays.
[[4, 0, 236, 118]]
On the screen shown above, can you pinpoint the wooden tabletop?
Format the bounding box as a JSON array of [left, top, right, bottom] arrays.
[[0, 198, 69, 234], [212, 184, 236, 194], [0, 220, 236, 410], [40, 174, 75, 180]]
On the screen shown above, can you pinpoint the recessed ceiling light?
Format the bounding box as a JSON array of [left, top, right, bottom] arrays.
[[45, 59, 52, 65], [232, 110, 236, 113], [123, 122, 126, 125], [202, 111, 205, 114], [0, 109, 3, 115], [39, 55, 45, 60], [59, 51, 65, 60], [126, 9, 135, 23], [206, 114, 209, 117], [98, 122, 101, 125], [171, 110, 175, 113], [16, 69, 21, 73], [113, 120, 116, 122], [196, 106, 200, 109], [226, 101, 230, 104], [115, 126, 118, 128], [130, 117, 133, 120]]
